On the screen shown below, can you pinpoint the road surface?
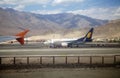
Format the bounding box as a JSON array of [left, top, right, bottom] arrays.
[[0, 48, 120, 56]]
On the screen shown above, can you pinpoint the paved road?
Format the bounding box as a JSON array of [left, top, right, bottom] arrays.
[[0, 48, 120, 56]]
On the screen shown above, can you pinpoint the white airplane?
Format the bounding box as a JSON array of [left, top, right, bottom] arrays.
[[0, 29, 29, 45], [44, 28, 94, 47]]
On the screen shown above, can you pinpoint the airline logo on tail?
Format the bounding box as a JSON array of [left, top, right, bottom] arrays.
[[87, 32, 92, 38], [15, 29, 29, 45], [84, 28, 94, 42]]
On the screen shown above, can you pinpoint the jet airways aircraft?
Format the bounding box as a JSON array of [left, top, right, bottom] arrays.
[[44, 28, 94, 47], [67, 28, 94, 47], [0, 29, 29, 45]]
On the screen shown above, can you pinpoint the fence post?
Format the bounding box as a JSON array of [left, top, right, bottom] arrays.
[[65, 56, 67, 64], [90, 56, 92, 64], [13, 57, 16, 65], [40, 56, 42, 64], [78, 56, 80, 64], [53, 56, 55, 64], [27, 57, 29, 64], [0, 57, 1, 64], [102, 56, 104, 64], [114, 55, 116, 64]]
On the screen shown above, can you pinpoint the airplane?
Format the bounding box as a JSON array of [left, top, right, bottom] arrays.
[[0, 29, 29, 45], [67, 28, 94, 47], [44, 28, 94, 47]]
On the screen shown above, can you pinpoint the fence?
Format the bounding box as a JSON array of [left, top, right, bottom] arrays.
[[0, 55, 120, 66]]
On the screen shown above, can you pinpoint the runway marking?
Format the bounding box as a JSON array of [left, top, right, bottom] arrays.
[[1, 54, 120, 57], [0, 48, 120, 52]]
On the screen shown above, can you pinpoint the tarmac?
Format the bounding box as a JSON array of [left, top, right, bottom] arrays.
[[0, 42, 120, 56], [0, 44, 120, 69], [0, 48, 120, 56]]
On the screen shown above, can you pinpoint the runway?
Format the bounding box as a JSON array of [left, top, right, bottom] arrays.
[[0, 48, 120, 56], [0, 47, 120, 68]]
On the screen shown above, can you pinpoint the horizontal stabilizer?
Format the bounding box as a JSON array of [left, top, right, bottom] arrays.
[[15, 30, 29, 45]]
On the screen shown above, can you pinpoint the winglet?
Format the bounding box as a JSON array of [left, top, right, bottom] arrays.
[[15, 30, 29, 45]]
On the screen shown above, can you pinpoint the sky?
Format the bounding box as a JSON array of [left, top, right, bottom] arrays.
[[0, 0, 120, 20]]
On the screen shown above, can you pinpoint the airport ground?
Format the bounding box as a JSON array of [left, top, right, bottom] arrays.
[[0, 43, 120, 78], [0, 44, 120, 66], [0, 41, 120, 49], [0, 68, 120, 78], [0, 47, 120, 56], [0, 43, 120, 65]]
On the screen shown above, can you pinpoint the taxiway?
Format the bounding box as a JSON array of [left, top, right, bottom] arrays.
[[0, 48, 120, 56]]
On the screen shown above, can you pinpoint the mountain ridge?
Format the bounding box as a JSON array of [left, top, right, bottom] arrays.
[[0, 8, 120, 40], [0, 8, 108, 36]]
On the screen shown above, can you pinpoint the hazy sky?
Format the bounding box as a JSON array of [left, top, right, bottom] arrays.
[[0, 0, 120, 20]]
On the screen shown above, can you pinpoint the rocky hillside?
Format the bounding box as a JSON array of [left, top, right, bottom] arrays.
[[28, 19, 120, 40], [1, 7, 119, 40], [94, 19, 120, 39], [0, 8, 108, 36]]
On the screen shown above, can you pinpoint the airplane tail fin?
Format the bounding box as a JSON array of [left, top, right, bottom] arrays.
[[15, 29, 29, 45], [84, 28, 94, 42], [74, 28, 94, 43]]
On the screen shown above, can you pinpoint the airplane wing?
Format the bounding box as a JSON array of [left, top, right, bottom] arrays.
[[0, 36, 18, 42], [0, 29, 29, 45]]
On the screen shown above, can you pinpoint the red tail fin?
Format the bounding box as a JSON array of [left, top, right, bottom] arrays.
[[15, 30, 29, 45]]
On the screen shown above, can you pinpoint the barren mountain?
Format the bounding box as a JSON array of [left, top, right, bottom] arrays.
[[28, 20, 120, 40], [94, 19, 120, 39], [0, 8, 108, 37], [0, 8, 119, 40]]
